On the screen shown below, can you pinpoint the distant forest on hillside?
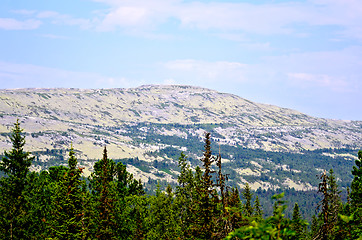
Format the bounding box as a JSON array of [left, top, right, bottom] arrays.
[[1, 119, 362, 239]]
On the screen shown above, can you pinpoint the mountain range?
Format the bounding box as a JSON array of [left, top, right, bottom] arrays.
[[0, 85, 361, 191]]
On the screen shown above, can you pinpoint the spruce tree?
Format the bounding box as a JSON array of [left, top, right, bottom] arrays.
[[113, 160, 146, 238], [175, 152, 195, 238], [226, 193, 296, 240], [253, 196, 263, 221], [226, 187, 244, 231], [242, 183, 253, 217], [0, 119, 34, 239], [48, 145, 89, 239], [310, 215, 319, 240], [215, 150, 231, 238], [351, 151, 362, 209], [317, 170, 330, 240], [291, 203, 306, 240], [147, 183, 180, 239], [193, 132, 219, 239], [313, 169, 342, 240], [24, 170, 54, 239], [90, 146, 117, 239], [327, 168, 342, 239], [115, 161, 144, 198], [349, 150, 362, 238]]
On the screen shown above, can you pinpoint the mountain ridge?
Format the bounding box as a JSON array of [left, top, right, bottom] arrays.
[[0, 84, 361, 190]]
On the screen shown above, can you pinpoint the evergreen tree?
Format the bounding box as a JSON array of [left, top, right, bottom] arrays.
[[242, 183, 253, 217], [327, 169, 342, 239], [225, 187, 244, 231], [23, 171, 52, 239], [192, 132, 219, 239], [114, 160, 146, 239], [253, 196, 263, 221], [47, 145, 89, 239], [348, 150, 362, 238], [90, 146, 118, 239], [313, 169, 342, 240], [291, 203, 306, 240], [146, 183, 180, 239], [0, 119, 34, 239], [335, 189, 353, 240], [115, 161, 144, 198], [351, 151, 362, 209], [175, 152, 196, 239], [310, 215, 319, 240], [314, 170, 330, 240], [226, 193, 296, 240], [215, 150, 231, 239]]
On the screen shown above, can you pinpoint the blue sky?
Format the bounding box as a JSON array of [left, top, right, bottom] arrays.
[[1, 0, 362, 120]]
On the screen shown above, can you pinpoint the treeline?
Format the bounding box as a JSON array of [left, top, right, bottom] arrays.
[[0, 120, 362, 239]]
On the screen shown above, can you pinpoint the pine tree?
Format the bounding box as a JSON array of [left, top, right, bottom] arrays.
[[226, 187, 244, 231], [115, 161, 144, 198], [310, 215, 319, 239], [348, 150, 362, 238], [215, 150, 231, 239], [335, 188, 353, 240], [317, 170, 330, 240], [327, 169, 342, 239], [312, 169, 343, 240], [192, 132, 219, 239], [147, 183, 180, 239], [111, 157, 146, 238], [291, 203, 306, 240], [48, 145, 89, 239], [0, 119, 34, 239], [242, 183, 253, 217], [175, 152, 196, 238], [253, 196, 263, 221], [90, 146, 117, 239], [24, 170, 55, 239], [351, 151, 362, 209], [226, 193, 296, 240]]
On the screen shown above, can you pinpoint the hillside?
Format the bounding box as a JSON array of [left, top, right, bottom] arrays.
[[0, 85, 361, 191]]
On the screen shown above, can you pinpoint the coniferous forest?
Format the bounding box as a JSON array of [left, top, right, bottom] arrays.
[[1, 120, 362, 239]]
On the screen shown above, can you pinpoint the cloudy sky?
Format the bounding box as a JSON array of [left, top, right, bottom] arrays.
[[1, 0, 362, 120]]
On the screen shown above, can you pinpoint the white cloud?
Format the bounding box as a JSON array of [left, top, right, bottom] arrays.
[[36, 11, 91, 29], [161, 45, 362, 95], [7, 1, 362, 39], [287, 73, 349, 92], [90, 0, 362, 40], [0, 18, 41, 30], [252, 46, 362, 94], [95, 0, 177, 31]]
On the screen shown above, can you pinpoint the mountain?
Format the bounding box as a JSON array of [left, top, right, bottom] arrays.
[[0, 85, 361, 191]]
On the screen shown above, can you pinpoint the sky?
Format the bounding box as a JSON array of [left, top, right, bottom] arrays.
[[0, 0, 362, 120]]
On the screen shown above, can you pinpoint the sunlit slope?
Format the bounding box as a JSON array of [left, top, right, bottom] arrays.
[[0, 85, 361, 154], [0, 85, 320, 126], [0, 85, 361, 190]]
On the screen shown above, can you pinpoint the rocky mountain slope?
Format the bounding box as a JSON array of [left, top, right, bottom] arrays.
[[0, 85, 361, 190]]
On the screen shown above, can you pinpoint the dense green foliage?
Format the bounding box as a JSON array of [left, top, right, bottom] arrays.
[[0, 120, 34, 239], [0, 120, 361, 239]]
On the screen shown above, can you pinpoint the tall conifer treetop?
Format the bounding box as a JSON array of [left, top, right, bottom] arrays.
[[0, 119, 33, 178], [0, 119, 34, 240], [351, 150, 362, 209], [68, 144, 77, 170]]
